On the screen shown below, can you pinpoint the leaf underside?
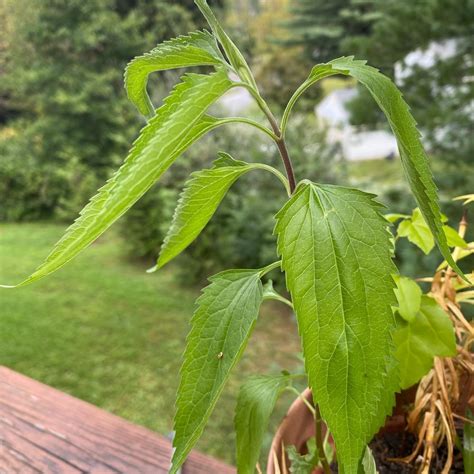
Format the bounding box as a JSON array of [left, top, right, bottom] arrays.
[[275, 182, 398, 473], [301, 57, 461, 277], [235, 374, 290, 474], [157, 154, 253, 269], [124, 30, 225, 116], [394, 275, 422, 322], [171, 269, 264, 474], [397, 208, 434, 254], [394, 295, 456, 389], [5, 71, 232, 288], [361, 447, 379, 474]]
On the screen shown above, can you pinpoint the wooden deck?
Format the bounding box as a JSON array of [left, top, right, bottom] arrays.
[[0, 366, 236, 473]]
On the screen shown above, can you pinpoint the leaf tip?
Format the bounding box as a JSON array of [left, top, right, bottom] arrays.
[[146, 264, 158, 274]]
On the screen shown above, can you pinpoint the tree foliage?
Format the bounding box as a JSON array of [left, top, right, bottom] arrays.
[[0, 0, 195, 219]]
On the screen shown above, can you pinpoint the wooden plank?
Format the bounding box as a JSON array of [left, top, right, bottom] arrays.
[[0, 366, 236, 473]]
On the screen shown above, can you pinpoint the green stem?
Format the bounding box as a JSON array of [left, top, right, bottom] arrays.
[[263, 292, 294, 309], [233, 83, 297, 193], [259, 261, 282, 277], [252, 163, 291, 197], [281, 79, 311, 136], [217, 116, 279, 142], [315, 404, 331, 474]]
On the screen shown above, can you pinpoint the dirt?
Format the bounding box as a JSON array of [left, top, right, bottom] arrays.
[[327, 430, 465, 473]]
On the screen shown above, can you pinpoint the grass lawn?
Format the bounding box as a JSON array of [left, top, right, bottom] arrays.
[[346, 158, 406, 194], [0, 222, 301, 464]]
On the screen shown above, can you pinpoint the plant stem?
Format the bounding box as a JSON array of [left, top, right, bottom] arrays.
[[236, 83, 297, 193], [275, 137, 296, 194], [218, 117, 279, 142], [259, 260, 282, 277], [315, 404, 331, 474], [255, 98, 297, 194], [253, 163, 291, 197]]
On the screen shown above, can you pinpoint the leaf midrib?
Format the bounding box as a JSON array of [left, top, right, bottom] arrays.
[[176, 273, 261, 462], [310, 186, 353, 450]]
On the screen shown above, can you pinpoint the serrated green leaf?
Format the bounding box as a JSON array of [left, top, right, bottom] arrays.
[[394, 296, 456, 389], [385, 213, 410, 224], [3, 71, 232, 288], [443, 225, 468, 248], [124, 30, 226, 116], [195, 0, 257, 88], [284, 56, 462, 278], [397, 208, 435, 254], [156, 154, 290, 270], [235, 374, 290, 474], [275, 181, 398, 473], [287, 444, 319, 474], [361, 447, 378, 474], [171, 269, 264, 473], [464, 411, 474, 474], [157, 154, 252, 269], [328, 57, 459, 275], [394, 275, 422, 322]]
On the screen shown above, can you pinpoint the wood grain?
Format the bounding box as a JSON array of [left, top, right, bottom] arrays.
[[0, 366, 236, 473]]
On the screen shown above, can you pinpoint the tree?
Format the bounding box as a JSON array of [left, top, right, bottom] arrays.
[[0, 0, 194, 219], [348, 0, 474, 196], [283, 0, 378, 63]]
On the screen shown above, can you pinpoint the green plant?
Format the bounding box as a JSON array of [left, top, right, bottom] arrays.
[[388, 200, 473, 473], [2, 1, 467, 472]]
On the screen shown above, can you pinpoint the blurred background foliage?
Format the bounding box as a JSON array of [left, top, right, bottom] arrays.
[[0, 0, 472, 463]]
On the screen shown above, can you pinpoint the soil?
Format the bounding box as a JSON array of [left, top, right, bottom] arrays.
[[326, 430, 465, 473]]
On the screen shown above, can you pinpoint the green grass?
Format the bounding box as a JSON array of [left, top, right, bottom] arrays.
[[0, 222, 301, 463], [347, 158, 405, 190]]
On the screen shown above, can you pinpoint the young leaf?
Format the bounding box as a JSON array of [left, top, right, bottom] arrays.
[[171, 269, 264, 473], [124, 30, 226, 117], [3, 71, 232, 288], [157, 154, 252, 269], [287, 444, 319, 474], [194, 0, 257, 88], [284, 57, 462, 277], [155, 154, 290, 270], [275, 182, 398, 473], [397, 208, 435, 254], [361, 447, 379, 474], [443, 225, 468, 248], [394, 296, 456, 389], [393, 275, 422, 322], [235, 374, 290, 474], [385, 213, 409, 224]]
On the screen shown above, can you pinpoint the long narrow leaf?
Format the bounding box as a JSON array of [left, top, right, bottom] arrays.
[[171, 269, 264, 473], [3, 71, 232, 288], [157, 154, 258, 269], [194, 0, 257, 88], [235, 374, 290, 474], [283, 57, 462, 278], [124, 30, 226, 116], [275, 182, 398, 473]]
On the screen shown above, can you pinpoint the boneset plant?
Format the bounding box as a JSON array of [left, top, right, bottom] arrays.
[[2, 1, 468, 473]]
